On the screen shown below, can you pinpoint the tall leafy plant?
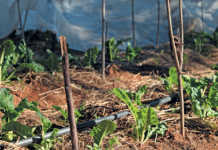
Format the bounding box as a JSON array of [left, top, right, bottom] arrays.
[[0, 40, 19, 82], [112, 87, 166, 143]]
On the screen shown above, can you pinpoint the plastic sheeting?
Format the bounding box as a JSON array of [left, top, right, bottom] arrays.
[[0, 0, 218, 51]]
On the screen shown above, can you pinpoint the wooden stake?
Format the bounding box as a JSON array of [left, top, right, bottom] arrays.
[[166, 0, 185, 137], [156, 0, 160, 48], [59, 36, 79, 150], [102, 0, 106, 80], [131, 0, 136, 48]]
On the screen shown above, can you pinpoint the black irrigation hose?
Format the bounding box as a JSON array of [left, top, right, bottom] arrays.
[[14, 96, 171, 147]]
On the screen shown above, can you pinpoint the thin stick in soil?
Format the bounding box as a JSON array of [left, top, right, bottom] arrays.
[[59, 36, 79, 150]]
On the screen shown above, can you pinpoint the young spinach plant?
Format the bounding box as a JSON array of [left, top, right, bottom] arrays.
[[87, 120, 118, 150], [161, 67, 179, 94], [0, 88, 58, 150], [112, 87, 167, 143], [183, 74, 218, 118]]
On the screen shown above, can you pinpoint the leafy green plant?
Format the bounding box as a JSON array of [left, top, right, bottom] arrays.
[[125, 42, 141, 62], [112, 88, 167, 143], [105, 37, 129, 62], [0, 40, 18, 82], [0, 40, 44, 83], [16, 41, 44, 73], [183, 74, 218, 118], [161, 67, 178, 94], [211, 64, 218, 70], [212, 27, 218, 47], [52, 105, 82, 123], [0, 88, 53, 142], [83, 47, 99, 67], [38, 49, 61, 72], [87, 120, 118, 150], [126, 85, 147, 105], [33, 128, 60, 150]]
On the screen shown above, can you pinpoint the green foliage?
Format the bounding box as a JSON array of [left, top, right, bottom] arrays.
[[183, 74, 218, 118], [17, 41, 44, 73], [0, 88, 52, 143], [88, 120, 117, 150], [0, 40, 18, 82], [33, 128, 60, 150], [106, 137, 119, 150], [212, 27, 218, 47], [185, 29, 218, 55], [125, 42, 141, 62], [2, 121, 36, 139], [161, 67, 178, 94], [83, 47, 99, 67], [112, 87, 166, 143], [127, 85, 147, 105], [38, 49, 61, 72], [105, 37, 129, 62], [52, 105, 82, 123], [0, 40, 44, 83], [211, 64, 218, 70]]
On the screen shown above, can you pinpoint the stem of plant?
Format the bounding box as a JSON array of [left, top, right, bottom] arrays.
[[166, 0, 185, 137], [102, 0, 106, 80], [59, 36, 79, 150]]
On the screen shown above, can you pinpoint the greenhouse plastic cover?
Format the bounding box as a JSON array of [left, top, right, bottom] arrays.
[[0, 0, 218, 51]]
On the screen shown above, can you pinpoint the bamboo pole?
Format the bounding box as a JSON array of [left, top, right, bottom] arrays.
[[102, 0, 106, 79], [131, 0, 136, 48], [59, 36, 79, 150], [156, 0, 160, 48], [166, 0, 185, 137]]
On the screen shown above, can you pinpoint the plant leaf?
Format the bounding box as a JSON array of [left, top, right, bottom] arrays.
[[90, 120, 116, 146]]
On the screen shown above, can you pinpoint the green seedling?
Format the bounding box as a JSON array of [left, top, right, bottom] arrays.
[[52, 105, 82, 123], [87, 120, 118, 150], [113, 87, 167, 143], [105, 37, 129, 62], [83, 47, 99, 67], [161, 67, 178, 94], [125, 42, 141, 62]]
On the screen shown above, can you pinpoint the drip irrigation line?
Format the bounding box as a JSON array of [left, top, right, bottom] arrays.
[[11, 96, 171, 147]]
